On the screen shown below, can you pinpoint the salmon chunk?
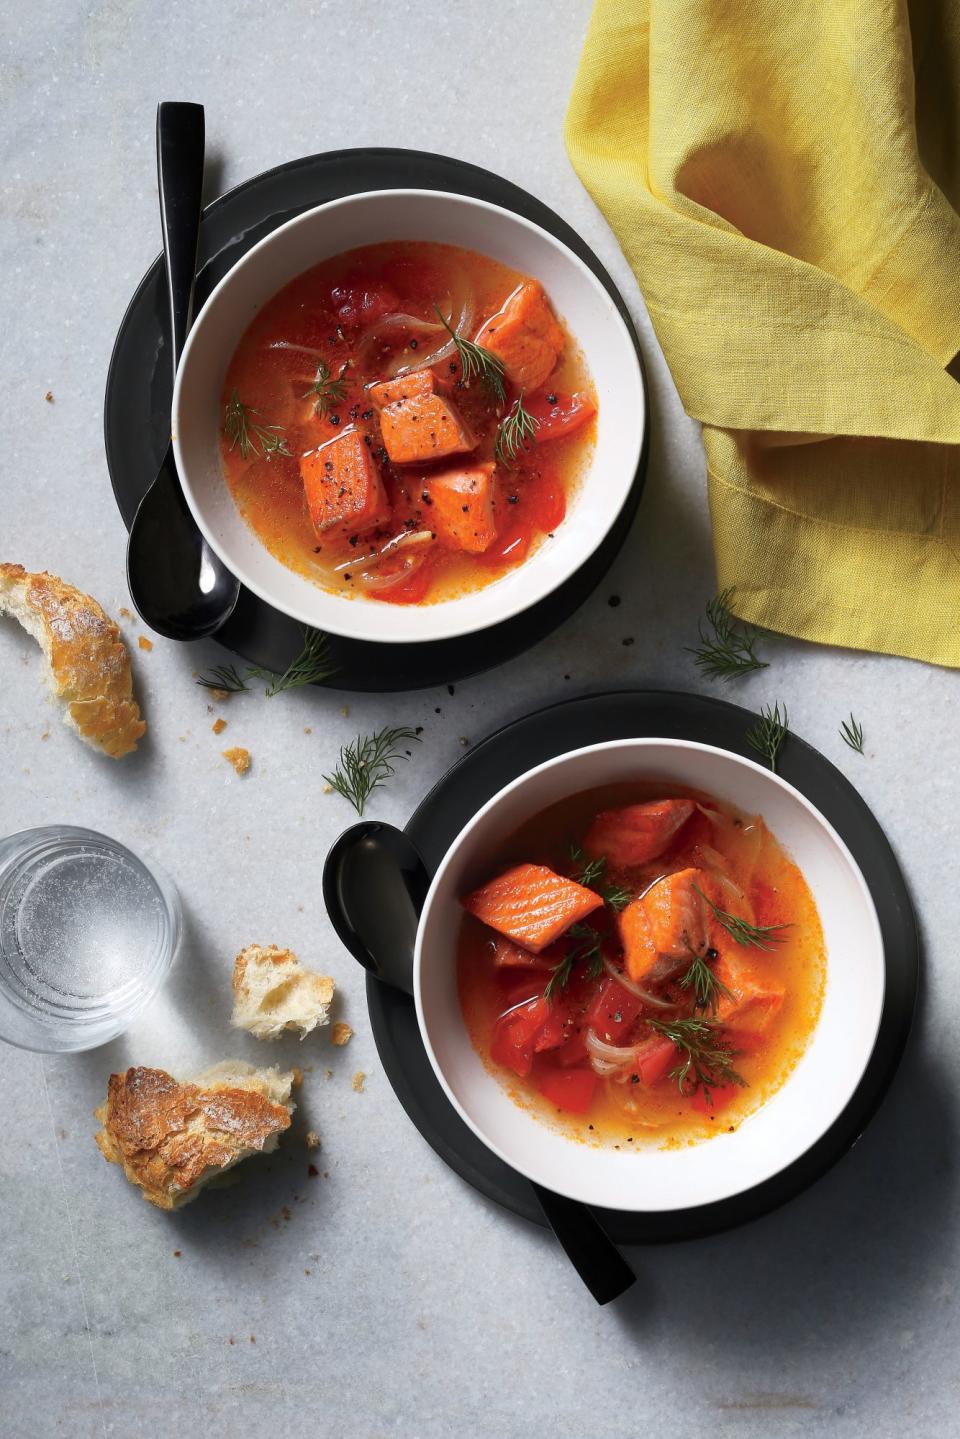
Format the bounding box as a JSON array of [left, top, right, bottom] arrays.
[[300, 428, 389, 537], [462, 863, 603, 953], [619, 868, 708, 983], [367, 369, 447, 410], [714, 951, 785, 1035], [583, 799, 695, 869], [374, 371, 474, 465], [423, 462, 497, 553], [487, 935, 554, 972], [474, 281, 565, 392]]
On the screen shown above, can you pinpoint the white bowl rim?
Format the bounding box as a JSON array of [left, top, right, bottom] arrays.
[[171, 187, 646, 644], [413, 736, 886, 1212]]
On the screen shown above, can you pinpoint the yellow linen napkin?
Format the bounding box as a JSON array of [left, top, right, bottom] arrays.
[[565, 0, 960, 665]]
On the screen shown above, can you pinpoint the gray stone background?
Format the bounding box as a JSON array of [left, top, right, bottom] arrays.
[[1, 2, 955, 1436]]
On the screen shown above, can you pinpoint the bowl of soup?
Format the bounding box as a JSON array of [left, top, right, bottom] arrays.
[[172, 189, 645, 643], [414, 739, 885, 1212]]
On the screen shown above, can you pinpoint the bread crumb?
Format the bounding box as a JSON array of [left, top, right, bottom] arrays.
[[305, 1130, 321, 1150], [291, 1066, 303, 1088], [40, 731, 49, 741], [118, 606, 134, 621], [45, 390, 54, 403], [173, 1249, 181, 1258], [138, 635, 153, 652], [212, 718, 227, 735], [322, 784, 333, 795], [460, 736, 469, 747], [341, 705, 350, 717], [308, 1164, 320, 1178], [331, 1022, 353, 1047], [209, 687, 230, 702], [325, 1068, 333, 1080], [223, 747, 251, 775], [250, 1336, 256, 1344], [352, 1071, 366, 1093], [228, 1336, 235, 1345], [304, 726, 312, 734]]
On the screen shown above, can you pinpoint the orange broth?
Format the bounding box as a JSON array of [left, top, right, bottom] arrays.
[[219, 242, 596, 605], [457, 783, 826, 1149]]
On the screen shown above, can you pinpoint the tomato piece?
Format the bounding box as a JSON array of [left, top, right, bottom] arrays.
[[533, 1008, 566, 1052], [476, 520, 533, 568], [537, 1067, 598, 1115], [526, 390, 596, 442], [636, 1038, 677, 1087], [367, 553, 438, 605], [329, 276, 399, 331], [584, 977, 643, 1044], [505, 996, 550, 1046], [554, 1029, 590, 1067], [490, 1023, 533, 1078], [522, 470, 567, 533], [692, 1081, 741, 1114]]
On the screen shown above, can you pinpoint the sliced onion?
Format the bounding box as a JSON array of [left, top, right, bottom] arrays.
[[693, 843, 755, 922], [383, 292, 475, 380], [601, 955, 679, 1011], [585, 1028, 644, 1067], [358, 554, 426, 592], [267, 340, 329, 360], [354, 530, 436, 591]]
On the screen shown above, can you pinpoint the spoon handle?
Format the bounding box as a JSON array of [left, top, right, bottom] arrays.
[[156, 101, 205, 379], [531, 1183, 635, 1305]]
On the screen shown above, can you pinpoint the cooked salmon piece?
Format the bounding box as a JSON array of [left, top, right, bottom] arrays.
[[423, 462, 497, 553], [584, 799, 695, 869], [367, 369, 448, 410], [714, 950, 785, 1035], [474, 281, 565, 392], [375, 373, 474, 465], [299, 428, 390, 537], [462, 863, 603, 953], [619, 868, 708, 983], [487, 935, 554, 972]]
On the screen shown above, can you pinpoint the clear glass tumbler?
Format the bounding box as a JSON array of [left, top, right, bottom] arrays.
[[0, 825, 181, 1053]]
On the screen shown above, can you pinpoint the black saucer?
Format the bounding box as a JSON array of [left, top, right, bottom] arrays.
[[366, 689, 919, 1244], [103, 148, 648, 692]]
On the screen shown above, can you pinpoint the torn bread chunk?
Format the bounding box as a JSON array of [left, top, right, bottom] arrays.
[[231, 944, 335, 1041], [0, 563, 145, 757], [94, 1062, 294, 1210]]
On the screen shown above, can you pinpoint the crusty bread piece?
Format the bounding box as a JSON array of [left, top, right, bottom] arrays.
[[231, 945, 335, 1041], [94, 1061, 294, 1209], [0, 563, 145, 757]]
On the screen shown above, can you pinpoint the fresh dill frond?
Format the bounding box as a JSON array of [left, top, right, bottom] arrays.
[[494, 391, 539, 466], [840, 714, 865, 754], [647, 1016, 746, 1101], [263, 627, 336, 696], [323, 725, 420, 816], [224, 389, 292, 460], [693, 884, 790, 951], [302, 359, 349, 418], [544, 922, 603, 1000], [687, 588, 768, 681], [678, 949, 734, 1013], [195, 663, 263, 693], [433, 305, 506, 403], [745, 701, 789, 772], [569, 844, 632, 911]]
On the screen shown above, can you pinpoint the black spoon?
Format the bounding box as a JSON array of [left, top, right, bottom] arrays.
[[126, 102, 240, 640], [323, 821, 636, 1305]]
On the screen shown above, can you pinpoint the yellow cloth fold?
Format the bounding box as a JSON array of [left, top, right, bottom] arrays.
[[565, 0, 960, 666]]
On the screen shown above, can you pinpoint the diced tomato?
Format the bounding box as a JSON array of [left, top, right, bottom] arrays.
[[533, 1008, 567, 1052], [370, 556, 437, 605], [490, 1022, 533, 1077], [504, 996, 550, 1045], [526, 390, 596, 442], [554, 1029, 590, 1066], [329, 276, 399, 331], [537, 1067, 598, 1115], [491, 995, 549, 1077], [692, 1081, 741, 1114], [475, 520, 533, 568], [635, 1038, 677, 1087], [488, 936, 553, 972], [584, 977, 643, 1044], [523, 469, 566, 532]]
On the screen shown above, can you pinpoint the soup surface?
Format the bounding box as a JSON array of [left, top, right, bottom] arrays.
[[220, 241, 597, 605], [457, 783, 825, 1148]]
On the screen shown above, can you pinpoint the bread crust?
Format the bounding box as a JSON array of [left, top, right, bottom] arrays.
[[0, 563, 145, 757], [95, 1064, 293, 1209], [231, 944, 335, 1040]]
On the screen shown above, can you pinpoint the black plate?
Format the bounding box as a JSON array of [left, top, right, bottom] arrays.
[[104, 148, 649, 692], [366, 689, 919, 1244]]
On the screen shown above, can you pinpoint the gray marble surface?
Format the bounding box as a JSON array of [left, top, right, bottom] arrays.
[[1, 2, 956, 1436]]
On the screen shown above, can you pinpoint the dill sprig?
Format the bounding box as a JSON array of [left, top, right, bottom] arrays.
[[224, 389, 292, 460], [495, 391, 539, 466], [302, 359, 349, 418], [195, 663, 263, 694], [264, 626, 337, 696], [687, 588, 768, 681], [323, 726, 420, 816], [647, 1016, 746, 1101], [693, 884, 790, 951], [544, 922, 603, 1000], [569, 845, 633, 911], [678, 949, 734, 1013], [433, 305, 506, 403], [745, 701, 789, 772], [840, 714, 865, 754]]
